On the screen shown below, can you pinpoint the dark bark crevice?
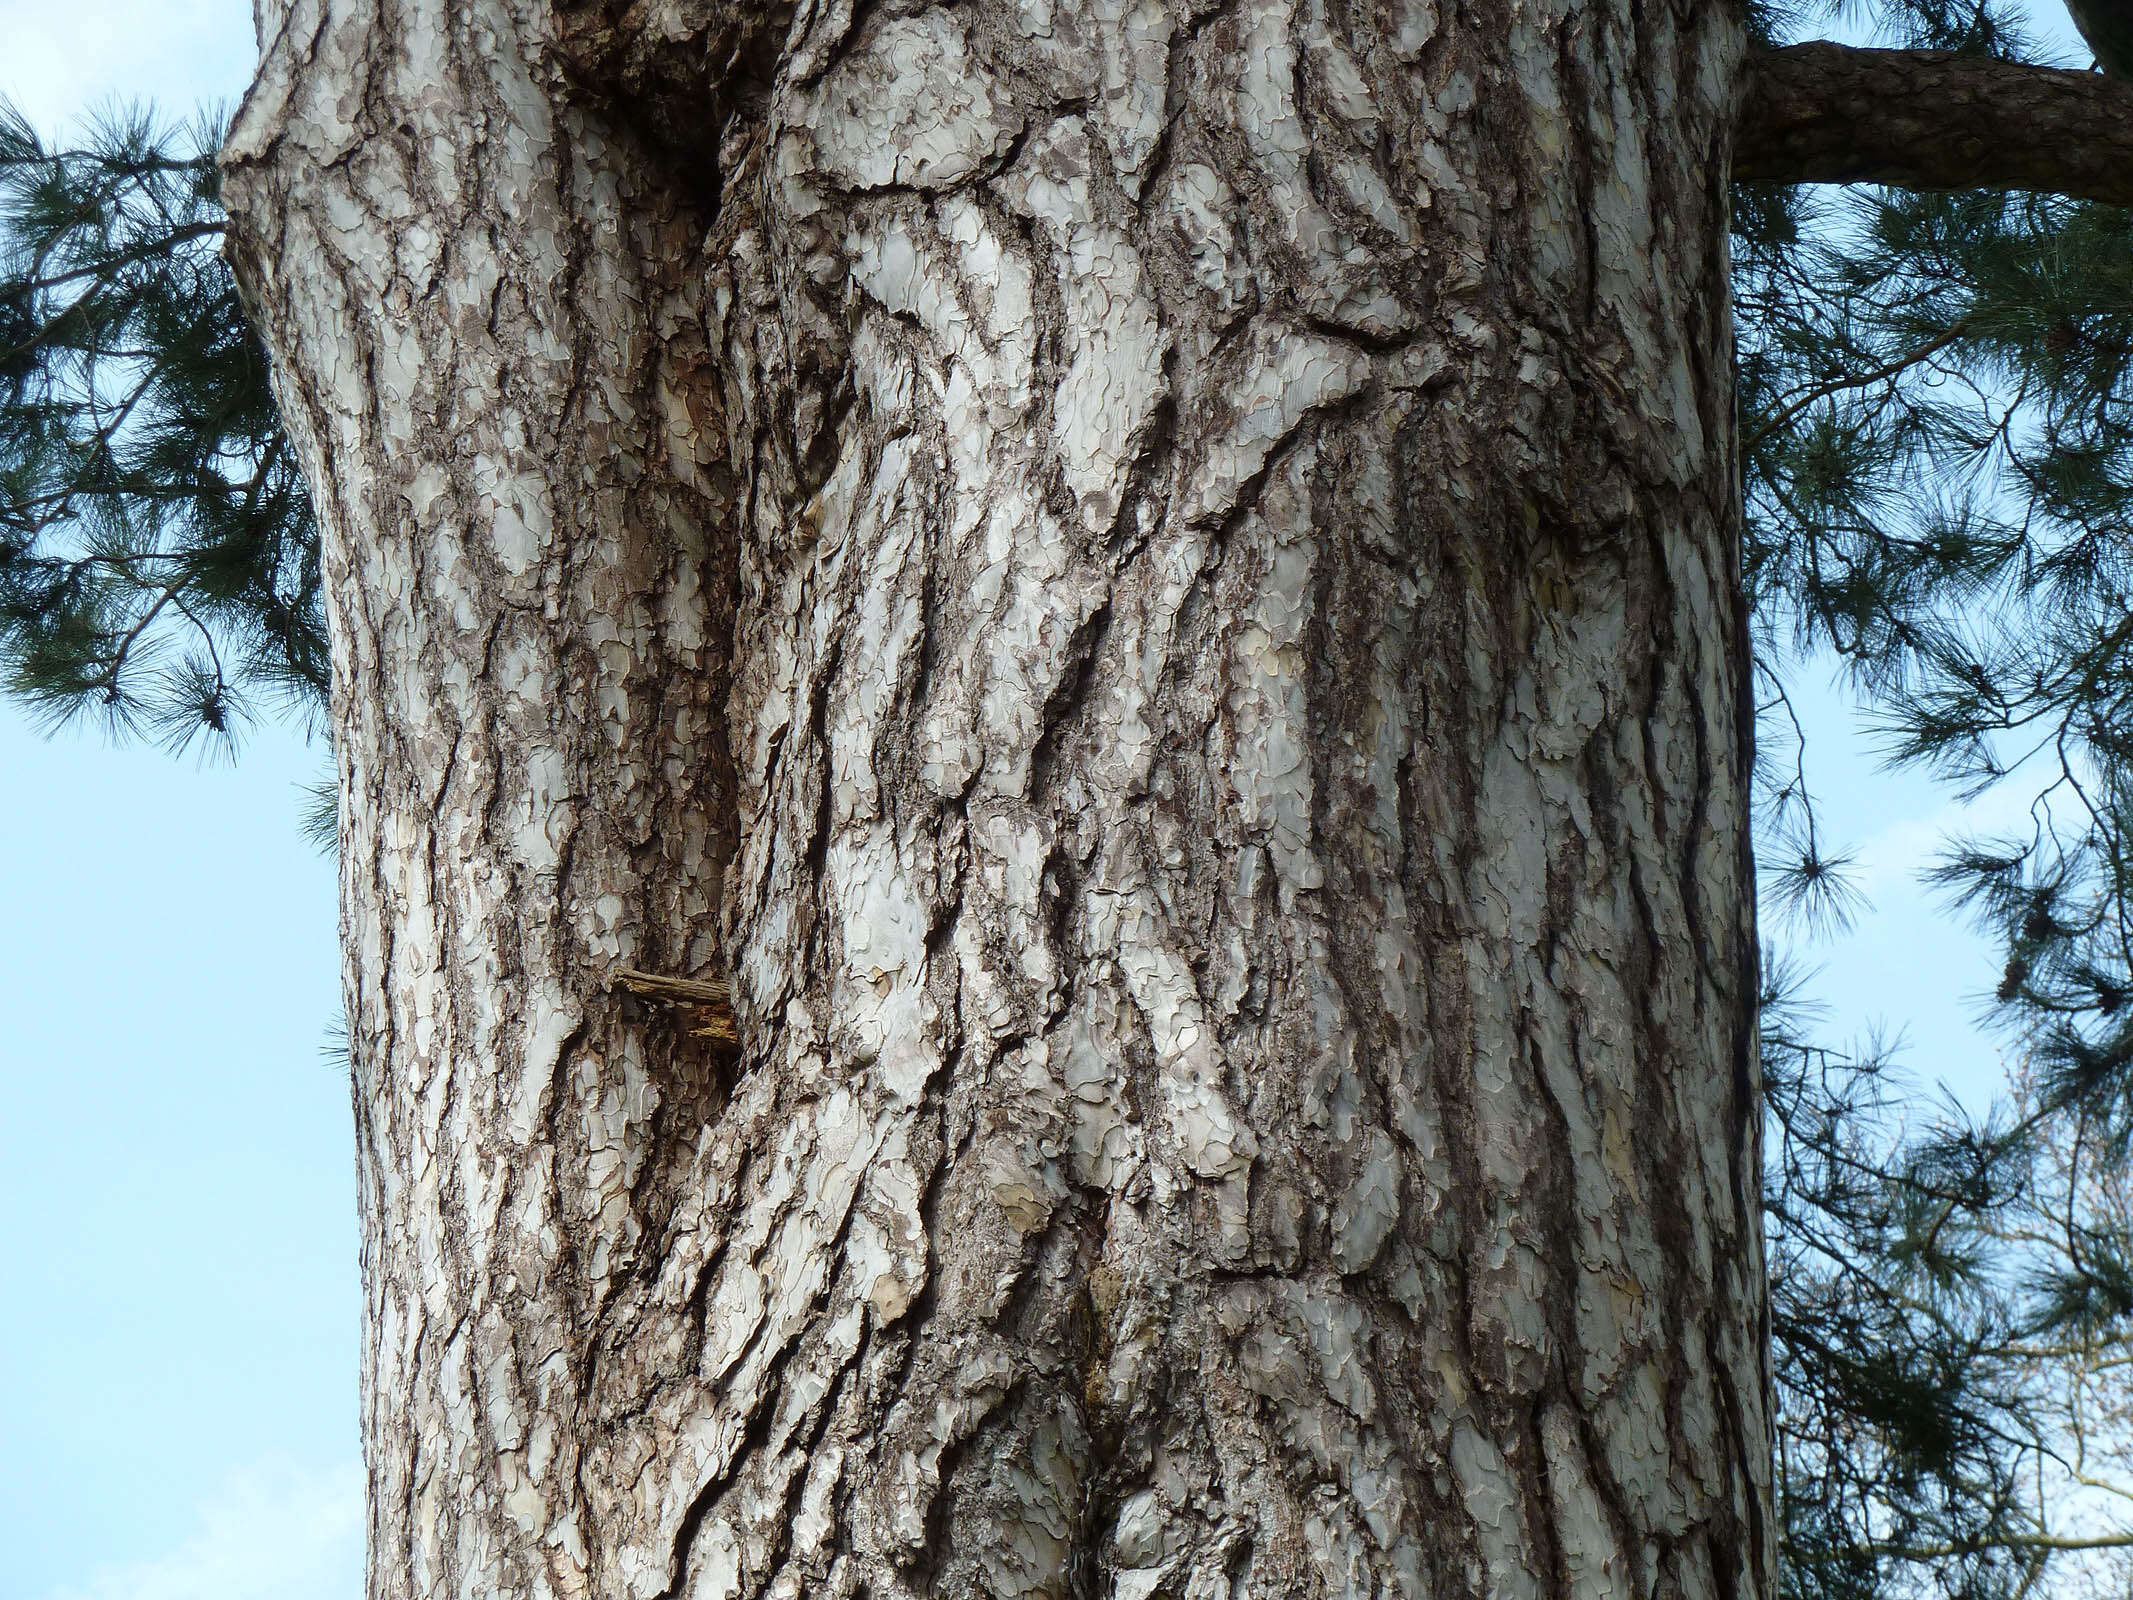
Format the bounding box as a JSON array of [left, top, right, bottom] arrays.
[[550, 0, 797, 209]]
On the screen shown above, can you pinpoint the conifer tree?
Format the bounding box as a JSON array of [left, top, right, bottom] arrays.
[[15, 2, 2133, 1596]]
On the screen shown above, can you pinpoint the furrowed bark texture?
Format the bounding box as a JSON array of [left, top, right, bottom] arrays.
[[224, 1, 1769, 1598]]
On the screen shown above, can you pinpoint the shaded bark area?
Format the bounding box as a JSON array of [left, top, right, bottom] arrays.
[[227, 1, 1771, 1598], [550, 0, 792, 194], [1736, 44, 2133, 205]]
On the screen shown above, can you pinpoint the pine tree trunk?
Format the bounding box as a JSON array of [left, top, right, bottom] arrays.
[[223, 0, 1767, 1597]]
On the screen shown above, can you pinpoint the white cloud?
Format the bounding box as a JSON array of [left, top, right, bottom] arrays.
[[38, 1457, 363, 1600]]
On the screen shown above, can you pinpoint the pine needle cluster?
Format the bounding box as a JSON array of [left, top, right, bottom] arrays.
[[0, 102, 323, 756]]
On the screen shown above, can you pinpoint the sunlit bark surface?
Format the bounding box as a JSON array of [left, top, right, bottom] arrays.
[[223, 0, 1768, 1596]]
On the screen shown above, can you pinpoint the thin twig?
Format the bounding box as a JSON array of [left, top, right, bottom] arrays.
[[1746, 320, 1971, 452]]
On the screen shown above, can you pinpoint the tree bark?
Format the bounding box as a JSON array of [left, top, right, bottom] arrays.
[[223, 1, 1771, 1598], [1736, 43, 2133, 206]]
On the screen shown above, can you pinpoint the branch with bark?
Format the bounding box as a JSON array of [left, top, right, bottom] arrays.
[[1737, 44, 2133, 208], [610, 967, 739, 1047]]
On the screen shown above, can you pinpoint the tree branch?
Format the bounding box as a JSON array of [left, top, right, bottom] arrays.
[[1744, 319, 1971, 450], [1737, 44, 2133, 208], [610, 967, 739, 1048]]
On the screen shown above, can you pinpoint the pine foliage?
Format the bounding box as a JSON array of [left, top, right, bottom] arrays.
[[0, 102, 324, 755], [1743, 1, 2133, 1594]]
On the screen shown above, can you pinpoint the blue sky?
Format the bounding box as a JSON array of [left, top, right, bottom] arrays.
[[0, 7, 357, 1600], [0, 713, 354, 1600], [0, 2, 2093, 1597]]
